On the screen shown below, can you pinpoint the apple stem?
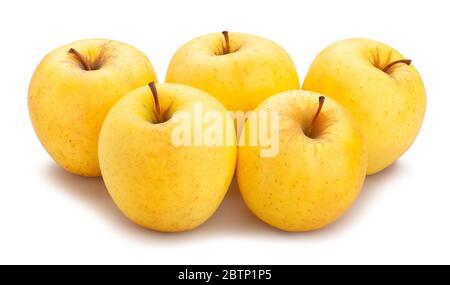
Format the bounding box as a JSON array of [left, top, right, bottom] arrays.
[[148, 82, 163, 123], [222, 31, 230, 54], [382, 59, 412, 72], [306, 96, 325, 137], [68, 48, 91, 70]]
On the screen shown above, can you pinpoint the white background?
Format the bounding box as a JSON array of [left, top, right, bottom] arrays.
[[0, 0, 449, 265]]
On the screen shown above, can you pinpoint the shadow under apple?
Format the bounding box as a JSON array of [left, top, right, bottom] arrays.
[[41, 159, 406, 241], [41, 162, 138, 231], [41, 163, 276, 242], [297, 160, 407, 238]]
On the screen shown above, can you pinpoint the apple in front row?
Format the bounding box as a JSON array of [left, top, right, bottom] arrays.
[[166, 31, 300, 112], [98, 83, 237, 232], [302, 38, 426, 174], [237, 90, 367, 231], [28, 39, 157, 176]]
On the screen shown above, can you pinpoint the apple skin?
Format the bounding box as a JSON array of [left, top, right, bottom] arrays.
[[165, 32, 300, 111], [237, 90, 367, 232], [98, 83, 237, 232], [302, 38, 426, 175], [28, 39, 157, 176]]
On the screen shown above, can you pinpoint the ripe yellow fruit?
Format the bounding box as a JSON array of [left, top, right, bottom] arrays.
[[28, 38, 157, 176], [166, 31, 300, 111], [237, 90, 367, 231], [98, 83, 237, 232], [303, 38, 426, 174]]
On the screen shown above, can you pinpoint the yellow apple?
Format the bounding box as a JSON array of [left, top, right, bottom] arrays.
[[98, 83, 237, 232], [28, 38, 156, 176], [237, 90, 367, 231], [302, 38, 426, 174], [166, 31, 300, 111]]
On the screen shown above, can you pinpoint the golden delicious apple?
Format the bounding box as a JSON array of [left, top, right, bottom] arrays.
[[28, 39, 156, 176], [302, 38, 426, 174], [237, 90, 367, 231], [166, 31, 300, 111], [98, 83, 237, 232]]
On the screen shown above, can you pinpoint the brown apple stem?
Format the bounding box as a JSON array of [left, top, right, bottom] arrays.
[[148, 82, 162, 123], [306, 96, 325, 137], [68, 48, 90, 70], [382, 59, 412, 72], [222, 31, 230, 54]]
